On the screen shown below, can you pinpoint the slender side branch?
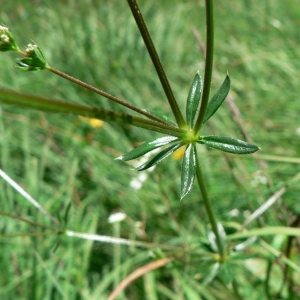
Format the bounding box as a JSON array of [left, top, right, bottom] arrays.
[[196, 155, 225, 261], [127, 0, 186, 128], [194, 0, 214, 133], [48, 67, 171, 126], [0, 87, 187, 137]]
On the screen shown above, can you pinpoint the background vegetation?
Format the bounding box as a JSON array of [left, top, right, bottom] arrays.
[[1, 0, 299, 299]]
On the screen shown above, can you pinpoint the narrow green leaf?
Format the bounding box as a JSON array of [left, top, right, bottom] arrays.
[[117, 136, 179, 161], [186, 72, 202, 127], [202, 263, 220, 285], [230, 253, 258, 260], [203, 74, 230, 124], [199, 135, 260, 154], [219, 262, 233, 285], [180, 144, 196, 200], [233, 236, 257, 252], [226, 227, 300, 241], [137, 143, 182, 171]]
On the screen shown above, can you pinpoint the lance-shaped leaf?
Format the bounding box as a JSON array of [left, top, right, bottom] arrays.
[[198, 135, 260, 154], [137, 142, 182, 171], [186, 72, 202, 127], [117, 136, 179, 161], [180, 144, 196, 200], [203, 74, 230, 124]]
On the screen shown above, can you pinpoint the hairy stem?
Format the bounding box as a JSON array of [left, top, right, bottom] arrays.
[[194, 0, 214, 133], [196, 155, 225, 261], [0, 87, 187, 137], [127, 0, 186, 128], [48, 67, 171, 125]]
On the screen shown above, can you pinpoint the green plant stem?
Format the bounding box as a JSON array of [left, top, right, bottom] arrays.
[[194, 0, 214, 133], [127, 0, 186, 128], [196, 155, 225, 261], [0, 87, 188, 137], [48, 67, 171, 126]]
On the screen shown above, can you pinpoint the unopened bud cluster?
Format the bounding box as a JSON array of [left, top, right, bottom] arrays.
[[16, 42, 49, 71], [0, 25, 19, 52]]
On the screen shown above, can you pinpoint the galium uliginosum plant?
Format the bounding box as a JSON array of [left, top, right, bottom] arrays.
[[0, 0, 259, 262]]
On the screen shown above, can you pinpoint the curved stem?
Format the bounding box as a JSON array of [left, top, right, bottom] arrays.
[[127, 0, 186, 128], [48, 67, 171, 126], [194, 0, 214, 133], [196, 155, 225, 261]]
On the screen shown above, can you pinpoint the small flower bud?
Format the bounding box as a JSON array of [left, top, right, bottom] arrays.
[[0, 24, 19, 52], [16, 43, 49, 71]]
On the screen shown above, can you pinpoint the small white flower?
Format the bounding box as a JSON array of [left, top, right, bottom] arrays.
[[0, 25, 9, 33], [130, 178, 143, 190], [229, 208, 240, 217], [108, 212, 126, 223], [26, 43, 35, 54], [251, 171, 268, 187], [0, 34, 9, 44], [270, 19, 281, 29]]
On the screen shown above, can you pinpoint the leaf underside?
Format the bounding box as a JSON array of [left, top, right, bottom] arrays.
[[180, 144, 196, 199], [137, 142, 183, 171], [117, 136, 179, 161], [199, 135, 260, 154], [186, 72, 202, 127]]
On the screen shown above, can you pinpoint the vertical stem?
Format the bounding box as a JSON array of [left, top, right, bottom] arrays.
[[127, 0, 186, 128], [194, 0, 214, 133], [196, 155, 225, 260]]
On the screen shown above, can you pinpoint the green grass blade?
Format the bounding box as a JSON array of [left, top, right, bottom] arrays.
[[227, 227, 300, 240]]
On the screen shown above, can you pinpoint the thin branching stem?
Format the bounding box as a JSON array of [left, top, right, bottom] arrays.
[[194, 0, 214, 133], [196, 155, 225, 261], [48, 67, 171, 125], [127, 0, 186, 128]]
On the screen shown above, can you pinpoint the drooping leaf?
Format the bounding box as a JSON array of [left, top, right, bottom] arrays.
[[117, 136, 179, 161], [180, 144, 196, 200], [198, 135, 260, 154], [136, 142, 182, 171], [203, 74, 230, 124], [186, 72, 202, 127]]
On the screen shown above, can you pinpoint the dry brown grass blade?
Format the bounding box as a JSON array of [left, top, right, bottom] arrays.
[[107, 257, 173, 300]]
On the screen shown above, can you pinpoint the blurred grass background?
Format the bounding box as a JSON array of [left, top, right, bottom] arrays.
[[0, 0, 300, 299]]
